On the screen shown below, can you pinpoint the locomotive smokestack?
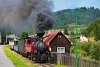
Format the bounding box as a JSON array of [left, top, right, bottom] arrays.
[[36, 32, 45, 38]]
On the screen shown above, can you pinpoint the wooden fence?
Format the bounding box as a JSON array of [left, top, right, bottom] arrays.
[[51, 52, 100, 67]]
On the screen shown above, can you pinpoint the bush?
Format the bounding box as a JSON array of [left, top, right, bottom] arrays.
[[71, 41, 100, 61], [90, 41, 100, 60], [79, 42, 93, 56], [70, 45, 75, 53]]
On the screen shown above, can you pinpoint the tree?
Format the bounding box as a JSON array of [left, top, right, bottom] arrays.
[[0, 29, 6, 44], [64, 27, 69, 35], [82, 18, 100, 40], [21, 32, 28, 38], [70, 31, 75, 36], [95, 18, 100, 40]]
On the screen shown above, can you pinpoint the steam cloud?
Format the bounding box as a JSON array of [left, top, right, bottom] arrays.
[[0, 0, 54, 34]]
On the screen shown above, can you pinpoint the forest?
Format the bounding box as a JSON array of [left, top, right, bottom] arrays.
[[53, 7, 100, 29], [82, 18, 100, 40]]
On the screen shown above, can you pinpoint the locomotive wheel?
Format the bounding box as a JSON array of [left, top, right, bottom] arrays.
[[27, 52, 31, 60], [30, 54, 34, 61]]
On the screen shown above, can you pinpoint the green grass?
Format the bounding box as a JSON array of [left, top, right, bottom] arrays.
[[55, 64, 63, 67], [3, 45, 67, 67], [3, 45, 38, 67], [55, 64, 66, 67]]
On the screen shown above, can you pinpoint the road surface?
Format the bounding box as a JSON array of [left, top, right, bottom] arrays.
[[0, 45, 15, 67]]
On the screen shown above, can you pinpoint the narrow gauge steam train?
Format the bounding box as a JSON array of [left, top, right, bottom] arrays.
[[9, 33, 51, 62]]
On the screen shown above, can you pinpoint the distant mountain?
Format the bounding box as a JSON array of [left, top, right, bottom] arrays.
[[53, 7, 100, 28]]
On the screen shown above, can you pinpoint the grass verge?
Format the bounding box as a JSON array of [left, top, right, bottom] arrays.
[[3, 45, 38, 67], [55, 64, 67, 67]]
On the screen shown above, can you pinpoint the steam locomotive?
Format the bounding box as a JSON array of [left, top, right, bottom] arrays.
[[9, 33, 51, 62]]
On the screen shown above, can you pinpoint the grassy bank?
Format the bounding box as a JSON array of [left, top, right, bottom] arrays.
[[3, 45, 38, 67]]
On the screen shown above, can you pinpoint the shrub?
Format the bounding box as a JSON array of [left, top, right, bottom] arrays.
[[90, 41, 100, 60], [79, 42, 93, 56], [71, 41, 100, 61]]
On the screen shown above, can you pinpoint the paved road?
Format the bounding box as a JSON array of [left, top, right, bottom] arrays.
[[0, 45, 15, 67]]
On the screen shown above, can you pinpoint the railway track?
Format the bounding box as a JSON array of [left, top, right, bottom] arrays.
[[18, 52, 55, 67], [38, 63, 55, 67], [24, 56, 55, 67]]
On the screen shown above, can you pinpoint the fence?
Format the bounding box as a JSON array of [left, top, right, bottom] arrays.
[[51, 52, 100, 67]]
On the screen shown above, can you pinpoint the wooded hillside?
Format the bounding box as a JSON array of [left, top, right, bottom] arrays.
[[82, 18, 100, 40], [54, 7, 100, 29]]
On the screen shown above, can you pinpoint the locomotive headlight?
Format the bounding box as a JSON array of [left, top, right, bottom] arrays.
[[49, 47, 51, 51]]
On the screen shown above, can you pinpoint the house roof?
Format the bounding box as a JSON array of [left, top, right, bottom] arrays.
[[43, 30, 71, 45], [6, 34, 17, 38]]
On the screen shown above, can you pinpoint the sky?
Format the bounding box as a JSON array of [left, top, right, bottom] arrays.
[[52, 0, 100, 11]]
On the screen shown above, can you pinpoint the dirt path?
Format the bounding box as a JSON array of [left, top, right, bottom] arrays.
[[0, 45, 15, 67]]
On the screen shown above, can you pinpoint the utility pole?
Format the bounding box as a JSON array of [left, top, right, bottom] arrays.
[[75, 11, 79, 67]]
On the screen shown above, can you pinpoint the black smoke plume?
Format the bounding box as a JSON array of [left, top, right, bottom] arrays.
[[0, 0, 55, 34]]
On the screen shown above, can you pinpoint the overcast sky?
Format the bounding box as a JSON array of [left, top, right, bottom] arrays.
[[52, 0, 100, 11]]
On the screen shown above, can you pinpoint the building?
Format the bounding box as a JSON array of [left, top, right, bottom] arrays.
[[43, 30, 72, 53], [6, 34, 18, 44], [79, 35, 88, 42]]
